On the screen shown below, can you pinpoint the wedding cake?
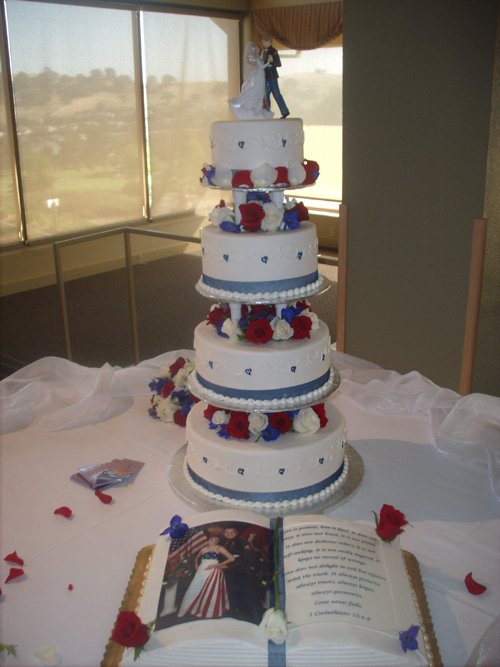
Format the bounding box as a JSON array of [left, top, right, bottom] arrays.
[[179, 113, 347, 510]]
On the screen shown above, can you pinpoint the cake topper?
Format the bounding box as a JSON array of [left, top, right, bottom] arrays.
[[260, 34, 290, 119], [229, 42, 274, 120]]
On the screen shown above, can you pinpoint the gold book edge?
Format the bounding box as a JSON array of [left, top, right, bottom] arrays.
[[101, 545, 154, 667], [102, 547, 442, 667]]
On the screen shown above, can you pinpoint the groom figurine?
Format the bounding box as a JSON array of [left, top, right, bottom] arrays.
[[260, 34, 290, 119]]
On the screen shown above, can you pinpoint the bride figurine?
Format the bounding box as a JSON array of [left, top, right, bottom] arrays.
[[229, 42, 274, 120]]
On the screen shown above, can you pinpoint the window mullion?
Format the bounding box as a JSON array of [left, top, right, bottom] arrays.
[[132, 8, 150, 222], [1, 0, 28, 244]]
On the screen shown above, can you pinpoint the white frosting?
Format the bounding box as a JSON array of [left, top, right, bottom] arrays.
[[199, 222, 320, 300], [193, 319, 332, 407], [185, 401, 345, 503], [211, 119, 304, 170]]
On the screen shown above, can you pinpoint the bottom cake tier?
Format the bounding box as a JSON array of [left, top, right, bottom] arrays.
[[184, 400, 347, 509]]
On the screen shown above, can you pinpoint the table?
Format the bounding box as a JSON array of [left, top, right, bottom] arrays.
[[1, 350, 499, 666]]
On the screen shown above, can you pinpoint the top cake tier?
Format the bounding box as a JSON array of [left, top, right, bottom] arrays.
[[202, 119, 319, 190]]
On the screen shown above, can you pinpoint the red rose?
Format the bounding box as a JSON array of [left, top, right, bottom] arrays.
[[273, 166, 290, 186], [245, 318, 273, 344], [173, 410, 187, 427], [291, 201, 309, 221], [295, 300, 310, 312], [226, 411, 250, 439], [232, 170, 253, 188], [168, 357, 186, 377], [302, 160, 320, 184], [291, 315, 312, 339], [311, 403, 328, 428], [111, 611, 150, 648], [161, 379, 175, 398], [269, 412, 293, 433], [203, 404, 220, 421], [206, 306, 228, 326], [240, 202, 265, 232], [375, 504, 408, 542]]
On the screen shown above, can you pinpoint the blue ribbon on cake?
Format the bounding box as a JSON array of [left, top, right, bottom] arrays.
[[202, 271, 318, 293], [269, 517, 286, 667], [195, 369, 331, 400]]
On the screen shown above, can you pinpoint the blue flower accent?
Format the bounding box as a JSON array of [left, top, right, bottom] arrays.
[[283, 210, 300, 230], [203, 165, 216, 185], [262, 426, 280, 442], [216, 321, 229, 338], [246, 191, 271, 203], [160, 514, 188, 539], [399, 625, 420, 653], [148, 407, 160, 419], [261, 256, 269, 264], [217, 424, 231, 439], [220, 220, 240, 233], [148, 376, 167, 393], [245, 368, 252, 375], [238, 141, 245, 149], [281, 305, 299, 323], [171, 389, 197, 415]]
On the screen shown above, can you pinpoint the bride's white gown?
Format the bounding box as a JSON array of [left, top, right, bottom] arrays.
[[177, 553, 229, 619], [229, 42, 274, 120]]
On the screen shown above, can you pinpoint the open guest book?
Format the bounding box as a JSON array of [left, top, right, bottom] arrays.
[[103, 510, 441, 666]]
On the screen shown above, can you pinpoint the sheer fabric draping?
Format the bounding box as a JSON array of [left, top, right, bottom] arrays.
[[1, 349, 499, 500], [251, 1, 342, 50]]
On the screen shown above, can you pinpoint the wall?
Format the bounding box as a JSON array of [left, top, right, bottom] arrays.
[[475, 15, 500, 396], [343, 0, 498, 393]]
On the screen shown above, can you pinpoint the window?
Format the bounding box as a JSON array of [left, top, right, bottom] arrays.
[[276, 39, 343, 214], [0, 0, 240, 245]]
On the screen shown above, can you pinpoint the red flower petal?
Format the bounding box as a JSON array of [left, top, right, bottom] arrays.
[[68, 584, 74, 591], [95, 490, 113, 504], [54, 506, 73, 518], [4, 551, 24, 566], [465, 572, 487, 595], [5, 567, 24, 583]]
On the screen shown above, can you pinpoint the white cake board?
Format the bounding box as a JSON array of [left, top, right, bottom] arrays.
[[168, 442, 363, 517]]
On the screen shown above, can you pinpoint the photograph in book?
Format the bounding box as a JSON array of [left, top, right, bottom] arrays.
[[154, 518, 272, 629]]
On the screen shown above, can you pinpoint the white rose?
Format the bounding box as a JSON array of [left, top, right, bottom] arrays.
[[259, 608, 288, 645], [301, 308, 320, 331], [221, 318, 241, 342], [173, 366, 191, 388], [287, 161, 306, 186], [250, 163, 277, 187], [293, 407, 321, 434], [211, 166, 233, 188], [153, 396, 177, 423], [261, 202, 283, 232], [248, 412, 269, 435], [271, 316, 293, 341], [211, 410, 230, 425], [209, 204, 234, 227]]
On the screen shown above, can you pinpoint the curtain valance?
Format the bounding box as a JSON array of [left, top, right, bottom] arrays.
[[251, 1, 342, 51]]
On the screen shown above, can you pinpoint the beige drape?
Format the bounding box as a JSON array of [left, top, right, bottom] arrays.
[[252, 1, 342, 50]]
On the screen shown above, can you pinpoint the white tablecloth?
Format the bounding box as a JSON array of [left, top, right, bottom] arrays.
[[1, 351, 499, 667]]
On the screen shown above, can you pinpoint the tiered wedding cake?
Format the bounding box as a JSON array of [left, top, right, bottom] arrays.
[[181, 116, 348, 510]]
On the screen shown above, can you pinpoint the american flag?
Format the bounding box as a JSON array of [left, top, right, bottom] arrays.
[[168, 528, 207, 566]]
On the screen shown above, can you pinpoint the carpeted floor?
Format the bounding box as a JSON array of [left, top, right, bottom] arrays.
[[0, 253, 337, 377]]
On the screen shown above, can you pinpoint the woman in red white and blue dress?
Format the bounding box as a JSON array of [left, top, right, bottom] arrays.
[[177, 534, 235, 619]]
